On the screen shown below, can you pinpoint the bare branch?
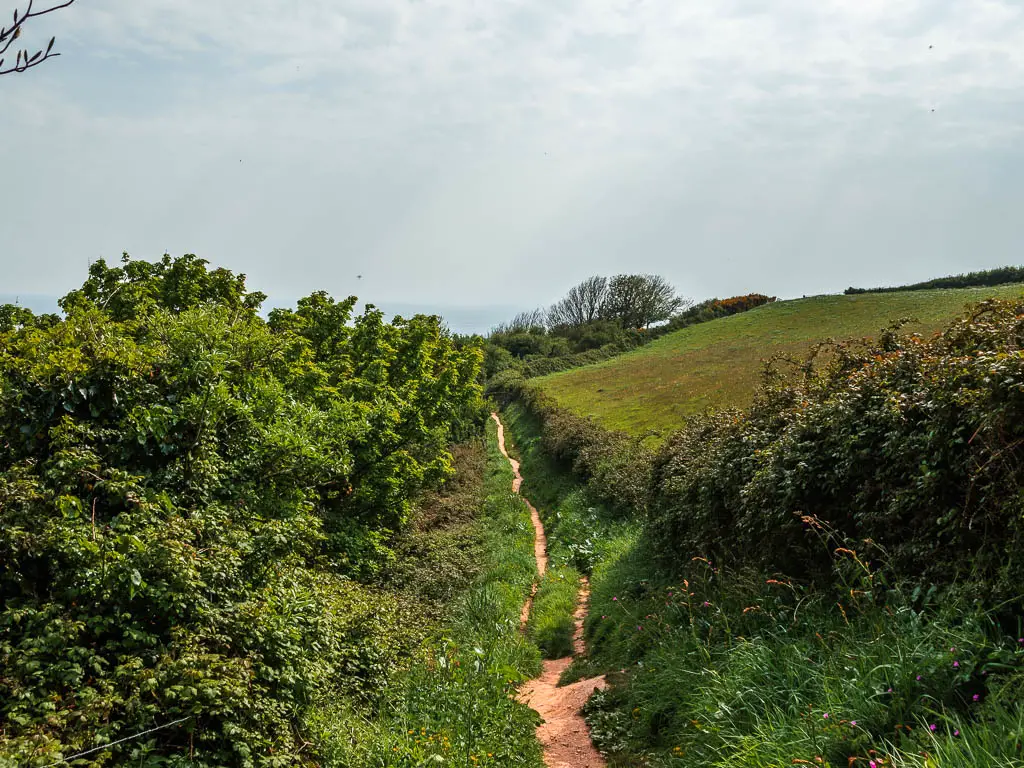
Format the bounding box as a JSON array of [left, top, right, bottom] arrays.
[[0, 0, 74, 76]]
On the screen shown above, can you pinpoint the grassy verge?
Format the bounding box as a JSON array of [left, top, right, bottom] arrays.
[[501, 401, 634, 679], [583, 538, 1024, 768], [501, 401, 628, 575], [528, 565, 579, 658], [310, 420, 544, 767]]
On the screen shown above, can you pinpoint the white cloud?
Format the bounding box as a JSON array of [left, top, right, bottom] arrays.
[[1, 0, 1024, 317]]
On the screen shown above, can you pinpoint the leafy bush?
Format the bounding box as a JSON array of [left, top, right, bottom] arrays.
[[0, 255, 485, 766], [648, 299, 1024, 603], [846, 265, 1024, 294], [310, 419, 544, 767]]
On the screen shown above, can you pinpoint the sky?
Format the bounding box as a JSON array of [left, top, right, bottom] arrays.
[[2, 0, 1024, 333]]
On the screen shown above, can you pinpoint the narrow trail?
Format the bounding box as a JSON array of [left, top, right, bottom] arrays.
[[491, 413, 607, 768]]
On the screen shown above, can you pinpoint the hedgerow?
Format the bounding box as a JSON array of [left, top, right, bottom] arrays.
[[648, 298, 1024, 603], [491, 381, 653, 519], [846, 265, 1024, 294], [0, 254, 485, 766]]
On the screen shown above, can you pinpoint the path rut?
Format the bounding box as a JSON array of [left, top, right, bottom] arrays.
[[491, 413, 607, 768]]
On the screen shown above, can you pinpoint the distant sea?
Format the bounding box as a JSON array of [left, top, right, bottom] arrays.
[[1, 294, 519, 336]]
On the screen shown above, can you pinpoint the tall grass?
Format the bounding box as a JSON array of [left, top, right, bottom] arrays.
[[582, 535, 1024, 767], [310, 420, 544, 767], [528, 565, 579, 658]]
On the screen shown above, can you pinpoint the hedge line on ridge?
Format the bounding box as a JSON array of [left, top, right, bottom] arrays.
[[845, 265, 1024, 294]]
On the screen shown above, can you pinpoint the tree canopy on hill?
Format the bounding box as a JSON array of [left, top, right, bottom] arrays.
[[547, 275, 610, 328]]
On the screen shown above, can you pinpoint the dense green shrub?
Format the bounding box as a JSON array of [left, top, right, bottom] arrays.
[[649, 299, 1024, 602], [0, 255, 485, 766], [846, 265, 1024, 294], [311, 419, 543, 768]]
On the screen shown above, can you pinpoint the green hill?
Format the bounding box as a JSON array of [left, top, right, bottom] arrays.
[[535, 283, 1024, 438]]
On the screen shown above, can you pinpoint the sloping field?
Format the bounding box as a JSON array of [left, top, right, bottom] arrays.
[[536, 284, 1024, 439]]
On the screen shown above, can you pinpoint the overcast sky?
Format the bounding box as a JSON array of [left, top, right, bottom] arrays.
[[3, 0, 1024, 332]]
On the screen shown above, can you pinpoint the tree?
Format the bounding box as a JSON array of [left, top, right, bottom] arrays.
[[603, 274, 690, 329], [547, 275, 609, 329], [491, 308, 547, 335], [1, 0, 75, 76]]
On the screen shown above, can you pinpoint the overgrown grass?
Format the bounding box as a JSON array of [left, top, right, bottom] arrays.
[[583, 537, 1024, 768], [536, 284, 1024, 440], [310, 420, 544, 767], [501, 401, 634, 679], [528, 565, 579, 659]]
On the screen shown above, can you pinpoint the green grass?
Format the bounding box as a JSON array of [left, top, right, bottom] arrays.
[[310, 420, 544, 768], [527, 565, 579, 659], [536, 284, 1024, 439], [582, 537, 1024, 768]]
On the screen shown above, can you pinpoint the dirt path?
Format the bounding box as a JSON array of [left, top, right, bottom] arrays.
[[491, 413, 607, 768]]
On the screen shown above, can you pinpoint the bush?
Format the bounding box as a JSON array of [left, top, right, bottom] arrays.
[[661, 293, 777, 333], [0, 255, 485, 766], [648, 299, 1024, 604]]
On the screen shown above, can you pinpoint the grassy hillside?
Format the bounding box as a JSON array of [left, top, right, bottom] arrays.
[[536, 284, 1024, 438]]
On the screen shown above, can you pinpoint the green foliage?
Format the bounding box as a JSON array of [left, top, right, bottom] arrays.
[[498, 386, 653, 520], [311, 419, 544, 767], [59, 252, 267, 320], [0, 255, 485, 765], [847, 265, 1024, 295], [648, 299, 1024, 603], [528, 566, 579, 659], [384, 442, 489, 610]]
